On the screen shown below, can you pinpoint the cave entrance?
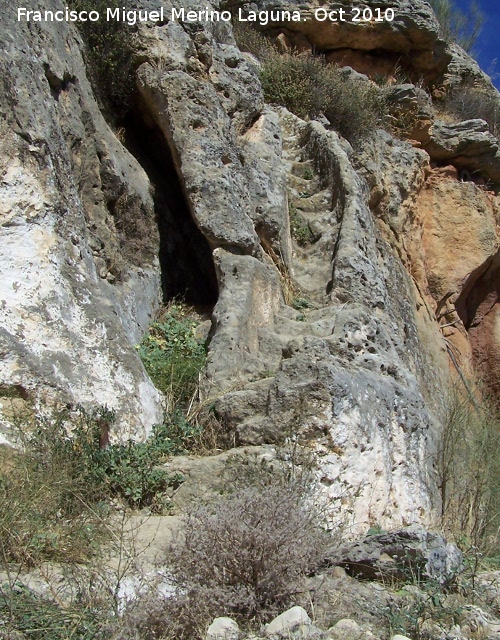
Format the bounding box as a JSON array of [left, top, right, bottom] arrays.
[[121, 109, 219, 308]]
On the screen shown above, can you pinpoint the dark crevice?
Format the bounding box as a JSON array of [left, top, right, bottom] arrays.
[[44, 64, 76, 101], [121, 109, 219, 307]]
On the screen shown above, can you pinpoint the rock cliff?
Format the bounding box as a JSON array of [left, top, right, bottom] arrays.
[[1, 0, 499, 531]]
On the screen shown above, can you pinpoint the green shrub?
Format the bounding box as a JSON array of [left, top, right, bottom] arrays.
[[428, 0, 484, 53], [0, 582, 107, 640], [0, 406, 186, 569], [34, 407, 186, 512], [232, 21, 276, 60], [68, 0, 136, 120], [260, 53, 326, 120], [260, 52, 387, 146], [137, 303, 207, 407]]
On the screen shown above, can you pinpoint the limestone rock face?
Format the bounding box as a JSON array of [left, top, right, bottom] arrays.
[[244, 0, 444, 77], [416, 171, 500, 390], [211, 111, 442, 531], [0, 3, 163, 437], [2, 0, 499, 531], [423, 119, 500, 184]]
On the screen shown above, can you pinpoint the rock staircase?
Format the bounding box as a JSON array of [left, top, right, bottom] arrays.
[[279, 111, 339, 310]]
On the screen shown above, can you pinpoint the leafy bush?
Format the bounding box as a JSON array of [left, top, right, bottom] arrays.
[[0, 406, 186, 569], [260, 52, 387, 146], [34, 406, 186, 511], [428, 0, 484, 53], [68, 0, 136, 120], [232, 21, 276, 60], [137, 303, 207, 407]]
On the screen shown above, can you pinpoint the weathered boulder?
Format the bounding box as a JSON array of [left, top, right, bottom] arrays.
[[265, 606, 311, 636], [423, 119, 500, 185], [206, 617, 240, 640], [329, 525, 463, 584], [243, 0, 445, 81], [385, 83, 434, 144]]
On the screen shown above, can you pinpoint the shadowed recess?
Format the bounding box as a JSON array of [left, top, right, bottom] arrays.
[[121, 109, 219, 307]]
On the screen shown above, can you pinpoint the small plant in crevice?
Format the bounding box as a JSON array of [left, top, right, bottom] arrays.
[[137, 302, 208, 409], [292, 297, 314, 311], [289, 204, 314, 246]]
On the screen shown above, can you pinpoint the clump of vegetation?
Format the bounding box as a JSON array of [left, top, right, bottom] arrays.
[[438, 382, 500, 555], [0, 402, 197, 636], [260, 52, 387, 146], [440, 79, 500, 138], [0, 583, 107, 640], [0, 404, 187, 570], [381, 581, 464, 640], [121, 452, 329, 638], [137, 303, 208, 408], [428, 0, 484, 54], [234, 23, 387, 147], [0, 409, 109, 567], [289, 204, 314, 246], [233, 20, 276, 60], [68, 0, 136, 120]]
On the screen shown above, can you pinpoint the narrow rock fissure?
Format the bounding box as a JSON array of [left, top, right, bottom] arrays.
[[121, 110, 219, 307]]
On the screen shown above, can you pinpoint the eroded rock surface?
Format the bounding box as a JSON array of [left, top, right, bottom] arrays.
[[1, 0, 499, 529], [0, 4, 163, 437]]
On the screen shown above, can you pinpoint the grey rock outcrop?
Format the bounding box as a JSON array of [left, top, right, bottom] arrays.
[[0, 2, 163, 437], [243, 0, 444, 78], [423, 119, 500, 185], [211, 110, 442, 531], [330, 525, 463, 584], [2, 0, 499, 535]]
